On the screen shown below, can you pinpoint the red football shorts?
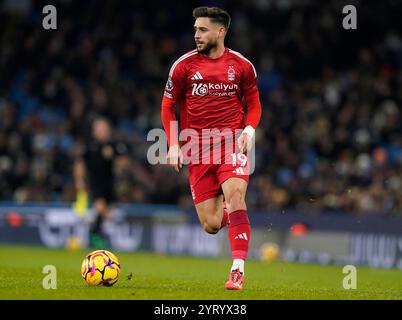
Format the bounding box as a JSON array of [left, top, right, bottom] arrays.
[[188, 152, 250, 204]]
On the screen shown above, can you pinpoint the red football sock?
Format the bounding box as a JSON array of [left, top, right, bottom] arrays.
[[220, 208, 230, 229], [228, 209, 250, 260]]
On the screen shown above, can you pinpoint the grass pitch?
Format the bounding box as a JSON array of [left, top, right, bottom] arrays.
[[0, 245, 401, 300]]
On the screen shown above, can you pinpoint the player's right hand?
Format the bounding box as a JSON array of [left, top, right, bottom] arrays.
[[166, 144, 183, 172]]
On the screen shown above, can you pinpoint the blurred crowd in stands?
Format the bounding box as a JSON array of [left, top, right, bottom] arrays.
[[1, 0, 402, 215]]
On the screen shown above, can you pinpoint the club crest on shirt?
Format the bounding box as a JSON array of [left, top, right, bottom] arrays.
[[228, 66, 235, 81]]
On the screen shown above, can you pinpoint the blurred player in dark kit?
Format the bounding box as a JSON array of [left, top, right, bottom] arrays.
[[74, 117, 121, 247]]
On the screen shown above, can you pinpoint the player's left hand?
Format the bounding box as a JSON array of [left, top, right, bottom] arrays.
[[237, 132, 252, 154], [166, 143, 183, 172]]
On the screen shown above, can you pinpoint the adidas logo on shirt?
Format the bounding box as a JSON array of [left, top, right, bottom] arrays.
[[191, 71, 203, 80], [234, 233, 248, 240]]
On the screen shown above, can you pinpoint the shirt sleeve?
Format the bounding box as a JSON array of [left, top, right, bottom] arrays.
[[163, 60, 187, 102], [241, 60, 258, 96], [161, 59, 188, 146], [161, 96, 179, 146], [244, 91, 262, 129]]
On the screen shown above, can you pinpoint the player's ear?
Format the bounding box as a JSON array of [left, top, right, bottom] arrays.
[[218, 26, 226, 38]]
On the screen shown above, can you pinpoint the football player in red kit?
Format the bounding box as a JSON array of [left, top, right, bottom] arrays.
[[161, 6, 262, 290]]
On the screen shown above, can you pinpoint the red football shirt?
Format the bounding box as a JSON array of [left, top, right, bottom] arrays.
[[163, 48, 259, 132]]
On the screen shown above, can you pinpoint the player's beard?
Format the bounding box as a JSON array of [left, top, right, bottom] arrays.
[[196, 39, 218, 55]]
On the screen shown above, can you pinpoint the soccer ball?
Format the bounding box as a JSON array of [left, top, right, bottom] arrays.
[[81, 250, 121, 286]]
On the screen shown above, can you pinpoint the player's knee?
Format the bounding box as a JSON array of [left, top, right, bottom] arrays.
[[202, 220, 220, 234], [203, 225, 220, 234]]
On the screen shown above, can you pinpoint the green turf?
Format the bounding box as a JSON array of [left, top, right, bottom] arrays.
[[0, 245, 401, 300]]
